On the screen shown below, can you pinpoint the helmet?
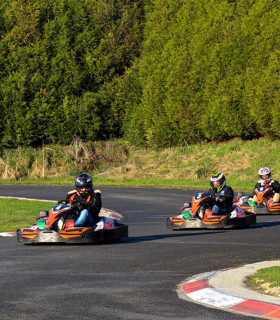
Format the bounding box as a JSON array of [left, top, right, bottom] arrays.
[[75, 173, 93, 196], [210, 173, 226, 193], [258, 167, 271, 182]]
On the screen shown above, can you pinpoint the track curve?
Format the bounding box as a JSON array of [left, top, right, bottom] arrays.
[[0, 185, 278, 320]]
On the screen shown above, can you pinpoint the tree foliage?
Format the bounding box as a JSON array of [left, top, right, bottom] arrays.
[[0, 0, 143, 147], [0, 0, 280, 148], [123, 0, 280, 146]]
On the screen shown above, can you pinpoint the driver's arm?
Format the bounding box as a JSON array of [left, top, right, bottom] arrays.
[[88, 190, 102, 220], [272, 181, 280, 193]]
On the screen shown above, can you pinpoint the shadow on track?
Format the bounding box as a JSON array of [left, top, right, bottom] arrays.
[[122, 231, 225, 243], [250, 220, 280, 228], [18, 231, 225, 245]]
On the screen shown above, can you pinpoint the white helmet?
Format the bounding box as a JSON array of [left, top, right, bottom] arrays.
[[258, 167, 271, 182]]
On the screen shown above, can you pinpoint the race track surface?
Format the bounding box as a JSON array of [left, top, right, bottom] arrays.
[[1, 185, 279, 320]]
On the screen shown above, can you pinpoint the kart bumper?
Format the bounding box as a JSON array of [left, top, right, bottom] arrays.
[[17, 224, 128, 244], [252, 204, 280, 214], [166, 213, 256, 230]]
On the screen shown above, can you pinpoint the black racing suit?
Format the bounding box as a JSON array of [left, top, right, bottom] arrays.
[[208, 186, 234, 214], [66, 189, 102, 223]]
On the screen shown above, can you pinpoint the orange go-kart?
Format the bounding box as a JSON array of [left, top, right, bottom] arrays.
[[166, 192, 256, 230], [17, 200, 128, 244], [234, 187, 280, 214]]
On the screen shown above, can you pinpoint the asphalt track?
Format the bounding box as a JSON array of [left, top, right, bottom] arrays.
[[1, 185, 280, 320]]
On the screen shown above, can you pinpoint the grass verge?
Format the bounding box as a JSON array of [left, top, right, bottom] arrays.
[[246, 267, 280, 298], [0, 198, 55, 232], [0, 138, 280, 192], [0, 177, 261, 193]]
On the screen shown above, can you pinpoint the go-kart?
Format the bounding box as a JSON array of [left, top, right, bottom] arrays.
[[17, 200, 128, 244], [166, 192, 256, 230], [234, 187, 280, 214]]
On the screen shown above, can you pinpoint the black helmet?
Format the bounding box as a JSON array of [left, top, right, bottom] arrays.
[[210, 173, 226, 193], [75, 173, 93, 196]]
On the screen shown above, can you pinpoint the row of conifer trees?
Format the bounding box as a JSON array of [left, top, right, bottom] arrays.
[[0, 0, 279, 148]]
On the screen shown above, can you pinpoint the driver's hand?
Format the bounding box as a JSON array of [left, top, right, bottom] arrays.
[[77, 202, 85, 211], [76, 200, 89, 211], [215, 196, 223, 202]]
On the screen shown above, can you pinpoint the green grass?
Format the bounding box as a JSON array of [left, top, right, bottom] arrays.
[[0, 198, 56, 232], [0, 176, 257, 192], [246, 267, 280, 297], [1, 138, 280, 193], [0, 177, 74, 186]]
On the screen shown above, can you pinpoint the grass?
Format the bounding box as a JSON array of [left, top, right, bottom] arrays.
[[246, 267, 280, 298], [0, 138, 280, 193], [0, 198, 56, 232]]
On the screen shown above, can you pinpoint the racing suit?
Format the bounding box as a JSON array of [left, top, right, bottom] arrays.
[[252, 179, 280, 203], [66, 189, 102, 226], [208, 186, 234, 215]]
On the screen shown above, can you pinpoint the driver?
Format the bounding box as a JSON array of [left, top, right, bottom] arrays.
[[65, 173, 102, 227], [207, 173, 234, 215], [252, 167, 280, 204]]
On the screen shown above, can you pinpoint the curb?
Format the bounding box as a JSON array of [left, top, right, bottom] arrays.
[[0, 232, 16, 237], [178, 262, 280, 319]]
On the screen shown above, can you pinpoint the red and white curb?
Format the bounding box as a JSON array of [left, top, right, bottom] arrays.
[[0, 232, 16, 237], [178, 265, 280, 319]]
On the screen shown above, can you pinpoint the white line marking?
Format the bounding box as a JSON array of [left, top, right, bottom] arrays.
[[0, 196, 56, 202]]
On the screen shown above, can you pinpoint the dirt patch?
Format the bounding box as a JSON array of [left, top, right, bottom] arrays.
[[254, 280, 280, 298]]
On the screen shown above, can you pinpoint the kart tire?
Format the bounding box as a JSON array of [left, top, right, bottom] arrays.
[[39, 210, 49, 217]]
